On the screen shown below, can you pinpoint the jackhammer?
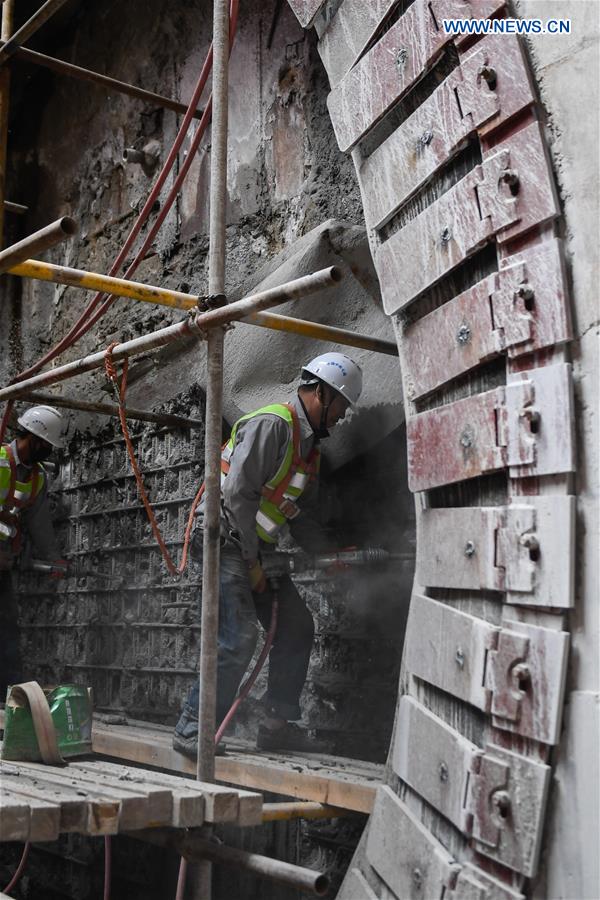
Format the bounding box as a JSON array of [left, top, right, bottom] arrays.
[[215, 546, 410, 746]]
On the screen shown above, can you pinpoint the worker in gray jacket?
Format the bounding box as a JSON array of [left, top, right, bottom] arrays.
[[0, 405, 67, 698], [174, 352, 363, 756]]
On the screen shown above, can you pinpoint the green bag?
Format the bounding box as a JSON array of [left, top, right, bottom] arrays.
[[2, 682, 93, 763]]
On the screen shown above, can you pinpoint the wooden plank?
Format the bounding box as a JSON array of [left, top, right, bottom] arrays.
[[416, 497, 576, 608], [416, 507, 502, 591], [0, 785, 61, 842], [91, 721, 379, 814], [91, 725, 241, 822], [1, 764, 99, 834], [394, 697, 474, 834], [327, 0, 441, 152], [318, 0, 399, 88], [66, 759, 205, 829], [359, 33, 533, 230], [287, 0, 329, 28], [375, 152, 515, 315], [393, 698, 551, 876], [401, 239, 573, 400], [407, 387, 504, 492], [405, 593, 496, 712], [14, 759, 172, 831], [338, 866, 378, 900], [366, 785, 460, 900], [0, 788, 31, 841], [327, 0, 505, 151]]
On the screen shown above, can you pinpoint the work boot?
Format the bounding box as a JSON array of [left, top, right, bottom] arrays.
[[172, 732, 227, 759], [256, 722, 329, 754]]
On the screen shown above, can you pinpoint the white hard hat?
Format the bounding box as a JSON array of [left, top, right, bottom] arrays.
[[17, 405, 66, 449], [301, 353, 363, 406]]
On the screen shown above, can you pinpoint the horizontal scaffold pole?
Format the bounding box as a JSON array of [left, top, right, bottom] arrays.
[[19, 391, 204, 430], [0, 267, 342, 401], [9, 257, 397, 355], [8, 45, 205, 120], [0, 0, 70, 65], [0, 216, 76, 274]]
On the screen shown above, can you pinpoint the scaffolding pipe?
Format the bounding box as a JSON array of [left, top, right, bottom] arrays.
[[4, 200, 27, 215], [247, 310, 398, 356], [8, 258, 201, 309], [0, 269, 339, 400], [8, 257, 393, 355], [179, 837, 329, 896], [7, 45, 205, 119], [197, 0, 229, 793], [19, 392, 204, 430], [131, 831, 329, 896], [261, 802, 350, 822], [0, 216, 76, 274], [0, 0, 14, 248], [0, 0, 71, 65]]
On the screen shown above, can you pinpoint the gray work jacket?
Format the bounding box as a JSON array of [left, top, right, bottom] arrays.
[[9, 441, 61, 562]]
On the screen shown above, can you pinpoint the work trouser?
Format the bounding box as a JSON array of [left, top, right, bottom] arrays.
[[175, 539, 314, 738], [0, 569, 23, 702]]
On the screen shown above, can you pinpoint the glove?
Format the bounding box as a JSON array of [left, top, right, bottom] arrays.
[[49, 559, 68, 579], [248, 560, 267, 594]]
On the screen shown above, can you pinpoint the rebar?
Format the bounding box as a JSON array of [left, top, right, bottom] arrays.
[[4, 200, 27, 215], [0, 216, 76, 273], [8, 45, 205, 119], [0, 0, 71, 65]]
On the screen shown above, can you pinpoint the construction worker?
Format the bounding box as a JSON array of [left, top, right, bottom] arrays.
[[0, 405, 67, 699], [173, 352, 363, 757]]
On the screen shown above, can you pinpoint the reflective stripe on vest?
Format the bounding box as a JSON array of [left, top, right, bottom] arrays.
[[221, 403, 320, 544], [0, 445, 45, 543]]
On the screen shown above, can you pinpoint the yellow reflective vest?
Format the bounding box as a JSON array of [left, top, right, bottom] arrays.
[[221, 403, 320, 544], [0, 444, 45, 551]]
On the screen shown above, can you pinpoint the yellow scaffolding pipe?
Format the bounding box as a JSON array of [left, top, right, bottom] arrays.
[[9, 258, 398, 356]]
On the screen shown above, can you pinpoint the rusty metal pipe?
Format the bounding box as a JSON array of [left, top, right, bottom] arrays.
[[0, 0, 71, 65], [4, 200, 27, 215], [262, 802, 350, 822], [246, 310, 398, 356], [130, 830, 329, 896], [197, 0, 230, 796], [8, 45, 205, 119], [0, 269, 338, 399], [0, 216, 76, 273], [179, 837, 329, 896], [19, 391, 204, 430]]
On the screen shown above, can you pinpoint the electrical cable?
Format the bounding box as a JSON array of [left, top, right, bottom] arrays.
[[2, 841, 30, 895]]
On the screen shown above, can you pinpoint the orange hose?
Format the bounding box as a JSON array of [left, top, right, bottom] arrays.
[[104, 344, 204, 576]]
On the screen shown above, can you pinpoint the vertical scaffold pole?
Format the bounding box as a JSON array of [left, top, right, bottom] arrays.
[[195, 0, 229, 895], [0, 0, 15, 249]]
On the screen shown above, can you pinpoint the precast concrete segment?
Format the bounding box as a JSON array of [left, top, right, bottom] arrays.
[[0, 216, 77, 274]]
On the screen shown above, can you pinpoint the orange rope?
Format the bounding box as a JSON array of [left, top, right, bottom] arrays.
[[103, 343, 204, 576]]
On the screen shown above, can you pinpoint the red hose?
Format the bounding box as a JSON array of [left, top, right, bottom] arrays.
[[175, 858, 188, 900], [2, 841, 30, 895], [215, 596, 279, 745]]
